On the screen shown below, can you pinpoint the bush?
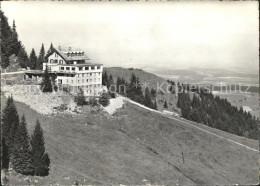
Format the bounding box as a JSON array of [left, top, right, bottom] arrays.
[[99, 93, 110, 107], [109, 91, 116, 98], [88, 97, 98, 107], [74, 89, 86, 106]]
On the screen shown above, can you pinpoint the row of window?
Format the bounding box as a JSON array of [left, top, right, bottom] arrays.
[[50, 59, 64, 64], [67, 53, 84, 57], [60, 66, 101, 71], [76, 73, 101, 77], [65, 78, 101, 84], [61, 73, 101, 77]]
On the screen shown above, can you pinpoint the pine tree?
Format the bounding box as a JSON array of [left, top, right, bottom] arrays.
[[18, 45, 29, 68], [2, 96, 20, 147], [116, 76, 121, 93], [40, 67, 53, 92], [153, 99, 158, 110], [37, 44, 45, 70], [30, 120, 50, 176], [144, 87, 153, 108], [46, 43, 54, 55], [127, 73, 144, 104], [0, 10, 12, 68], [29, 48, 37, 70], [102, 70, 108, 86], [107, 74, 114, 88], [9, 20, 21, 56], [1, 137, 10, 170], [150, 88, 157, 99], [164, 100, 168, 109], [11, 115, 34, 175]]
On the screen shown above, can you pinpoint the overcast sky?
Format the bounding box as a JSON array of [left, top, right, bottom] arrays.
[[1, 1, 258, 72]]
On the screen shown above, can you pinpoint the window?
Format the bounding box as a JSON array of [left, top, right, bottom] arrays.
[[60, 67, 64, 71], [82, 74, 84, 77], [59, 60, 63, 64], [79, 67, 83, 71], [91, 66, 95, 70], [90, 73, 92, 76], [97, 66, 100, 69], [78, 80, 80, 84], [66, 67, 70, 70], [78, 74, 80, 77], [87, 79, 89, 82], [54, 59, 58, 63], [50, 59, 53, 63], [72, 67, 75, 71], [82, 79, 84, 83]]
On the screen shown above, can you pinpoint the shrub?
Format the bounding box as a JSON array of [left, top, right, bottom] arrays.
[[99, 93, 110, 107], [74, 89, 86, 106], [88, 97, 98, 107]]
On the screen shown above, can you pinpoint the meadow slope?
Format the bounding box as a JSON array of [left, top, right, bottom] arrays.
[[1, 96, 258, 185]]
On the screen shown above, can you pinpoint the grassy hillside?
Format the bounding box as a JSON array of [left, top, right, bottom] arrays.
[[1, 95, 258, 185]]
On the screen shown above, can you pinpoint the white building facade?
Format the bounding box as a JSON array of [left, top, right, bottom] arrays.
[[44, 46, 103, 96]]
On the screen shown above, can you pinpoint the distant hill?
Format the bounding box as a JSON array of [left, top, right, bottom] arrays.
[[105, 67, 166, 90]]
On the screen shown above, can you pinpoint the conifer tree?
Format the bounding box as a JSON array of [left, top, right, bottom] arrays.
[[102, 70, 108, 86], [1, 137, 10, 170], [9, 20, 21, 56], [29, 48, 37, 70], [30, 120, 50, 176], [18, 45, 29, 68], [127, 73, 144, 104], [116, 76, 121, 93], [46, 43, 54, 55], [107, 74, 114, 88], [11, 115, 34, 175], [2, 96, 20, 147], [37, 44, 45, 70], [153, 99, 158, 110], [150, 88, 157, 99], [164, 100, 168, 109], [40, 67, 53, 92], [144, 87, 153, 108], [0, 10, 12, 68]]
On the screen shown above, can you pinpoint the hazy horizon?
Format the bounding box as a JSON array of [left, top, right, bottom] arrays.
[[1, 1, 258, 73]]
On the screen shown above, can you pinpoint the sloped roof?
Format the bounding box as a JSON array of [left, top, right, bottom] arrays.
[[46, 46, 91, 62]]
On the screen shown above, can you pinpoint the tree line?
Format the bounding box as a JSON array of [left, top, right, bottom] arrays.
[[177, 87, 259, 140], [0, 10, 53, 70], [1, 96, 50, 176], [102, 70, 158, 110]]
